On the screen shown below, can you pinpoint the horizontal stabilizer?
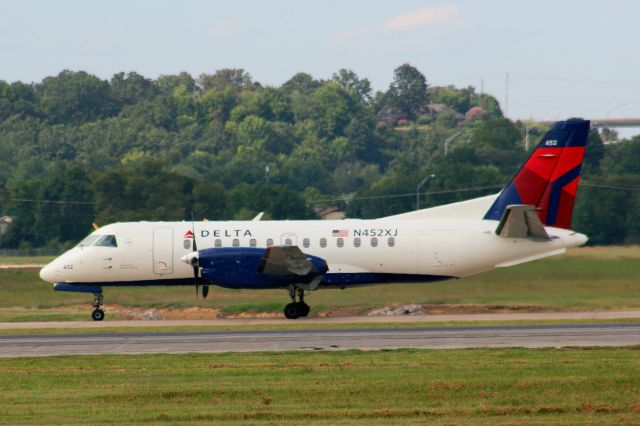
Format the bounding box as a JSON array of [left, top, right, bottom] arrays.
[[495, 205, 551, 240]]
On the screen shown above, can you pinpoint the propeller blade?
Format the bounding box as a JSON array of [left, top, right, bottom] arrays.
[[202, 285, 209, 299], [191, 221, 199, 279], [191, 220, 200, 304]]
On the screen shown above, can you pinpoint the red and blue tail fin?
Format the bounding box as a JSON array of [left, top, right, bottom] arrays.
[[484, 119, 590, 229]]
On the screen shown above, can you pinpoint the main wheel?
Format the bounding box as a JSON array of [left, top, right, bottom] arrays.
[[91, 309, 105, 321], [298, 302, 311, 317], [283, 303, 300, 319]]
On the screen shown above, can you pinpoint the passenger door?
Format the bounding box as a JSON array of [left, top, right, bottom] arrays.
[[153, 228, 174, 276]]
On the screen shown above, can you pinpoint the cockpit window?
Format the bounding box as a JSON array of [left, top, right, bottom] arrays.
[[95, 235, 118, 248], [77, 235, 100, 248]]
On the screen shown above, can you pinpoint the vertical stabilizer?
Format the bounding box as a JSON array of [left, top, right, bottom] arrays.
[[484, 119, 590, 229]]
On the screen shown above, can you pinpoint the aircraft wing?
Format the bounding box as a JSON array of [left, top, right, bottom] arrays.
[[258, 246, 325, 276], [495, 205, 551, 240]]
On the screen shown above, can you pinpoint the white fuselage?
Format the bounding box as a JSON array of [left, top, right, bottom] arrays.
[[39, 217, 587, 287]]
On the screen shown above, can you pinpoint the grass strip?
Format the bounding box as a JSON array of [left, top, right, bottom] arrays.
[[0, 318, 639, 336], [1, 347, 639, 424]]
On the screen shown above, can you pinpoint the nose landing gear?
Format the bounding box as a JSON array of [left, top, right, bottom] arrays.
[[91, 293, 105, 321], [283, 286, 310, 319]]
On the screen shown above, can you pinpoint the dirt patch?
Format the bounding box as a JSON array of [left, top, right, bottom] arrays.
[[105, 303, 561, 320], [368, 304, 562, 316], [0, 264, 45, 269], [423, 304, 561, 314], [113, 305, 222, 320]]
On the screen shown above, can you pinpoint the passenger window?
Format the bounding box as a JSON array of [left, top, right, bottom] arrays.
[[303, 238, 310, 248], [250, 238, 257, 248], [354, 237, 361, 248], [266, 238, 274, 246], [320, 238, 327, 248], [337, 237, 344, 247], [232, 239, 240, 247], [285, 238, 292, 246], [215, 239, 222, 248], [387, 237, 395, 247], [95, 235, 117, 248], [371, 237, 378, 247], [183, 240, 191, 250]]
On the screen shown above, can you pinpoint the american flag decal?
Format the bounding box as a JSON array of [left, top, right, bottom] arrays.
[[332, 229, 348, 237]]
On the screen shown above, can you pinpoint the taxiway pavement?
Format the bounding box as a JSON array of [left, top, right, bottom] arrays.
[[1, 324, 639, 357]]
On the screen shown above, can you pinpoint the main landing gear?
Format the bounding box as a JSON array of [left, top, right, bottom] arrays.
[[283, 286, 310, 319], [91, 293, 105, 321]]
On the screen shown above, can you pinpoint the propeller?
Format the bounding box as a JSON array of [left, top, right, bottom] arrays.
[[189, 221, 209, 300]]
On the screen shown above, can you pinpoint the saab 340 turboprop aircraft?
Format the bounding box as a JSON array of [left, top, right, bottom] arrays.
[[40, 119, 590, 320]]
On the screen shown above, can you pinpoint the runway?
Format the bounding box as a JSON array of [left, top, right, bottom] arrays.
[[3, 310, 640, 329], [1, 323, 639, 357]]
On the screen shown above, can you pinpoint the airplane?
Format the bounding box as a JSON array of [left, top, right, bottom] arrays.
[[40, 119, 590, 321]]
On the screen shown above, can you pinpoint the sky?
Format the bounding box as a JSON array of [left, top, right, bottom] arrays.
[[1, 0, 639, 131]]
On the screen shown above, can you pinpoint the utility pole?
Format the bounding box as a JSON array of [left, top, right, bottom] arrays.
[[504, 72, 510, 118], [480, 77, 484, 114], [525, 126, 531, 151]]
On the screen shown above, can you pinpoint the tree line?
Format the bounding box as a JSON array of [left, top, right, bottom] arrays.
[[0, 65, 637, 249]]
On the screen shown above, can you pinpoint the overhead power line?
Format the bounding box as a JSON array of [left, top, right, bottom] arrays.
[[311, 182, 640, 205], [582, 183, 640, 192], [309, 185, 503, 204], [9, 198, 96, 205]]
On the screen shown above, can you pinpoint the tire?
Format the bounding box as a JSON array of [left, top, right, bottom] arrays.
[[283, 303, 300, 319], [299, 303, 311, 317], [91, 309, 105, 321]]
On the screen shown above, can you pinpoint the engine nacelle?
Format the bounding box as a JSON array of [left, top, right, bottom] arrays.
[[195, 247, 327, 289]]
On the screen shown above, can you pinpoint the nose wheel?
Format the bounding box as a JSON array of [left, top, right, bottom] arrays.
[[91, 293, 105, 321], [284, 287, 310, 319]]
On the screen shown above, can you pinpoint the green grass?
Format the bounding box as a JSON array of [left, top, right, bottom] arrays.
[[0, 256, 53, 265], [0, 318, 639, 336], [1, 348, 639, 424], [1, 246, 640, 322]]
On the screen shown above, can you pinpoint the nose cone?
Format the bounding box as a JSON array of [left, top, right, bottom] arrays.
[[39, 262, 58, 283]]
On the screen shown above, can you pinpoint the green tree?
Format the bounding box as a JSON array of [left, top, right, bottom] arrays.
[[38, 70, 114, 124], [155, 72, 196, 95], [227, 182, 313, 219], [92, 159, 223, 223], [281, 72, 321, 94], [307, 82, 358, 140], [229, 87, 294, 123], [198, 69, 255, 92], [385, 64, 429, 120], [583, 129, 605, 174], [469, 118, 524, 174], [0, 81, 39, 120], [2, 161, 94, 248], [573, 175, 639, 245], [110, 72, 158, 108], [332, 69, 372, 104]]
